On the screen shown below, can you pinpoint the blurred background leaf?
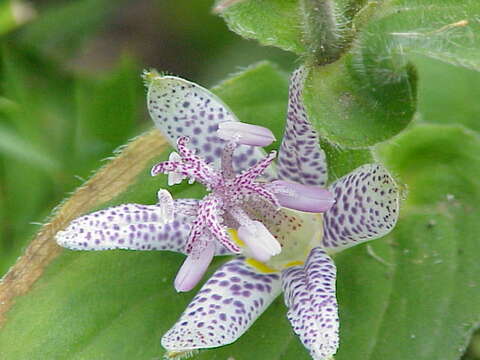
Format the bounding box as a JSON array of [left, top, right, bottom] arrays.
[[415, 56, 480, 132], [0, 1, 36, 36], [16, 0, 122, 59]]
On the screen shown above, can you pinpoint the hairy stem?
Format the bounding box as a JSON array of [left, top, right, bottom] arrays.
[[301, 0, 351, 65]]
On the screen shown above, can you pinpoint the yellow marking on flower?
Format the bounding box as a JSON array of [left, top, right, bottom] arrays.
[[283, 260, 305, 268], [246, 258, 278, 274], [227, 228, 245, 247]]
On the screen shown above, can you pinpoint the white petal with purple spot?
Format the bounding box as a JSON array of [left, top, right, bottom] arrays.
[[277, 67, 328, 186], [322, 164, 399, 251], [56, 200, 197, 252], [282, 247, 339, 360], [162, 258, 282, 353], [146, 74, 271, 175]]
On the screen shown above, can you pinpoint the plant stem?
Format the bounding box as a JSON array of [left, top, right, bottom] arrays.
[[301, 0, 350, 65]]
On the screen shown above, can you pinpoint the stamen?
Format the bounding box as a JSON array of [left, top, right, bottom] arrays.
[[151, 123, 332, 288], [242, 183, 280, 209], [151, 138, 222, 188], [157, 189, 175, 223], [229, 207, 281, 262], [238, 220, 281, 262], [221, 141, 237, 179], [174, 241, 215, 292], [217, 121, 276, 147], [234, 150, 277, 185], [268, 180, 335, 212], [167, 152, 186, 186]]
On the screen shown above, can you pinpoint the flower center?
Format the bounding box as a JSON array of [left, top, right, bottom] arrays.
[[232, 208, 324, 272], [152, 135, 282, 262], [150, 122, 334, 291]]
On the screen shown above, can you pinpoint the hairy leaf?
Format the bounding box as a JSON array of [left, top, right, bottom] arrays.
[[303, 52, 417, 147], [214, 0, 306, 54]]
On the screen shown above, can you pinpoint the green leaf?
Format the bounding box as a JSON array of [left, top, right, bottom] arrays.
[[335, 123, 480, 360], [213, 0, 365, 61], [367, 0, 480, 72], [0, 47, 141, 275], [320, 139, 373, 182], [216, 0, 480, 72], [415, 56, 480, 133], [217, 0, 479, 148], [0, 45, 73, 274], [303, 52, 417, 147], [214, 0, 306, 54], [0, 122, 59, 172], [73, 56, 142, 175], [307, 0, 480, 146]]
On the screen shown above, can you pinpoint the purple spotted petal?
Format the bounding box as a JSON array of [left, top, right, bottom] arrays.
[[56, 200, 197, 252], [277, 67, 328, 186], [161, 258, 282, 353], [322, 164, 399, 251], [282, 247, 339, 360], [146, 74, 272, 175], [56, 199, 231, 256]]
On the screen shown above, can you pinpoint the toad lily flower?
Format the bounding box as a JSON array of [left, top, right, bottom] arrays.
[[56, 67, 399, 360], [149, 126, 333, 291]]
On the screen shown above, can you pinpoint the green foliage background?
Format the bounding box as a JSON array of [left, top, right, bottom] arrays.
[[0, 0, 479, 359]]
